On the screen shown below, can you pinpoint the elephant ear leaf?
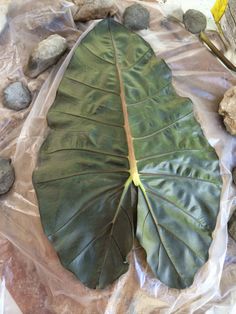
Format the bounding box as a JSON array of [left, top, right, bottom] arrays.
[[33, 19, 222, 289]]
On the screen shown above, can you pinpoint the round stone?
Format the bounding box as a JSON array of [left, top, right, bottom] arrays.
[[123, 4, 150, 31], [219, 86, 236, 136], [0, 157, 15, 195], [27, 34, 68, 78], [3, 82, 32, 111], [183, 9, 207, 34], [233, 168, 236, 185]]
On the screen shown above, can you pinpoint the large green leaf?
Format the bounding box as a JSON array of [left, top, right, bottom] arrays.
[[33, 19, 222, 289]]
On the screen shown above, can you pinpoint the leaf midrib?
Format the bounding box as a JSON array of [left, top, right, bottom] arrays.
[[109, 21, 140, 187]]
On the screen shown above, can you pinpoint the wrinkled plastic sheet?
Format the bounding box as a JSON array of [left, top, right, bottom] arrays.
[[0, 0, 236, 313]]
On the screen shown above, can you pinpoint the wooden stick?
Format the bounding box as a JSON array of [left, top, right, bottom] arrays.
[[200, 31, 236, 72]]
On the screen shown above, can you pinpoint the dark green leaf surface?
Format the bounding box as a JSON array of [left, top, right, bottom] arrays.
[[33, 19, 222, 289]]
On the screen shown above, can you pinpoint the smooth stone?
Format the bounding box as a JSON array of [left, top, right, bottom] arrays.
[[229, 209, 236, 241], [233, 168, 236, 185], [27, 34, 68, 78], [0, 157, 15, 195], [123, 4, 150, 31], [219, 86, 236, 136], [68, 0, 117, 22], [3, 81, 32, 111], [183, 9, 207, 34]]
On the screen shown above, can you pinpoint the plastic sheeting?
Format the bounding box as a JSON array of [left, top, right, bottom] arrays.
[[0, 0, 236, 313]]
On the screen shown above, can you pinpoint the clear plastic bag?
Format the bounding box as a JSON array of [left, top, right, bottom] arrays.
[[0, 0, 236, 313]]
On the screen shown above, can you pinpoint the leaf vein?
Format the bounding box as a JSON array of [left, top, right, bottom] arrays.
[[140, 172, 219, 186], [66, 224, 111, 266], [96, 175, 132, 284], [51, 110, 124, 128], [141, 211, 150, 240], [48, 185, 125, 238], [82, 44, 115, 65], [111, 235, 125, 261], [139, 185, 186, 284], [158, 223, 205, 263], [133, 112, 193, 140], [47, 147, 128, 160], [121, 205, 133, 234], [137, 149, 202, 163], [36, 171, 129, 184], [123, 48, 152, 71], [127, 81, 171, 106], [65, 76, 119, 96], [145, 187, 210, 230]]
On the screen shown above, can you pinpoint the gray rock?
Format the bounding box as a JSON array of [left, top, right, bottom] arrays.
[[229, 209, 236, 241], [70, 0, 117, 22], [219, 86, 236, 136], [183, 9, 207, 34], [27, 34, 68, 78], [233, 168, 236, 185], [3, 82, 32, 111], [0, 157, 15, 195], [123, 4, 150, 31]]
